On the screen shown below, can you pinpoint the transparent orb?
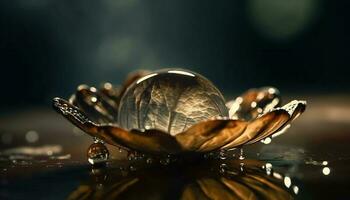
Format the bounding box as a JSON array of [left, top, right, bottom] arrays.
[[87, 143, 109, 165], [118, 69, 229, 135]]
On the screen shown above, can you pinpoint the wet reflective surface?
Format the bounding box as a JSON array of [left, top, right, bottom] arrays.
[[0, 96, 349, 199]]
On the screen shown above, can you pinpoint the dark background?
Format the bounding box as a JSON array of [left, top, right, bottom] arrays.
[[0, 0, 349, 110]]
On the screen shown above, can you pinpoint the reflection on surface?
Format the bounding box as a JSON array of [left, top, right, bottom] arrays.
[[67, 160, 296, 200]]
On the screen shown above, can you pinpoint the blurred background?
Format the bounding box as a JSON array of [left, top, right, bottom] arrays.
[[0, 2, 350, 199], [0, 0, 349, 111]]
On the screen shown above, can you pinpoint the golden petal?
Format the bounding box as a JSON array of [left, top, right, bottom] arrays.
[[175, 119, 247, 152], [52, 97, 182, 155], [197, 120, 247, 152], [222, 110, 290, 149], [247, 100, 307, 144]]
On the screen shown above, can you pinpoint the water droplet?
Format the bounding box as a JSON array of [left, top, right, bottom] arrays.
[[160, 158, 170, 165], [322, 167, 331, 175], [219, 149, 227, 160], [146, 158, 153, 164], [127, 152, 136, 161], [284, 176, 292, 188], [261, 137, 272, 144], [219, 163, 228, 173], [118, 69, 229, 135], [239, 148, 245, 160], [292, 185, 299, 194], [93, 137, 104, 144], [87, 142, 109, 165], [265, 163, 272, 175], [240, 162, 244, 172], [129, 165, 136, 171]]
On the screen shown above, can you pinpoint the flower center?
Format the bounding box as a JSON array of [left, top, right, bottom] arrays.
[[118, 69, 229, 135]]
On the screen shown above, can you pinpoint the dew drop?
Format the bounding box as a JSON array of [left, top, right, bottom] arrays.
[[160, 158, 170, 165], [240, 162, 245, 172], [219, 163, 228, 173], [129, 165, 136, 171], [239, 148, 245, 160], [219, 149, 227, 160], [261, 137, 272, 144], [265, 163, 273, 175], [146, 158, 153, 164], [127, 152, 136, 161], [93, 137, 104, 144], [118, 69, 229, 135], [87, 142, 109, 165]]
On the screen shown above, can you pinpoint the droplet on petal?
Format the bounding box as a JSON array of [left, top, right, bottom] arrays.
[[118, 69, 229, 135], [87, 143, 109, 165]]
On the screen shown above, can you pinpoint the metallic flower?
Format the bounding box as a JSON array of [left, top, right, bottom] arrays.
[[53, 69, 306, 155]]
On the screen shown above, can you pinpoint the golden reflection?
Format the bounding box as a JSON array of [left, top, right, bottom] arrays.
[[67, 160, 297, 200]]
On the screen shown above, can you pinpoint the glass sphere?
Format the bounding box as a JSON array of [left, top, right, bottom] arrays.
[[118, 69, 229, 135], [87, 142, 109, 165]]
